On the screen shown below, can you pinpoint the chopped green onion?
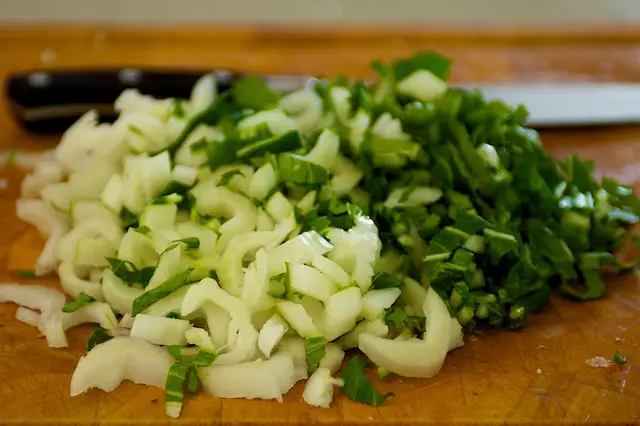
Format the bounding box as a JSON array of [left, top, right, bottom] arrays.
[[613, 349, 627, 365], [86, 328, 113, 351], [62, 293, 95, 313], [132, 268, 193, 315], [341, 356, 394, 407], [306, 336, 327, 373]]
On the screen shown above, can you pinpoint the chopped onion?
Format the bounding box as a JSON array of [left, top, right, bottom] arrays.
[[15, 306, 40, 327], [70, 337, 173, 396], [302, 367, 344, 408], [198, 353, 296, 402], [16, 199, 70, 276], [358, 288, 455, 378]]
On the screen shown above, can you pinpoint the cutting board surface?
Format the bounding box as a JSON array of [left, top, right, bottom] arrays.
[[0, 26, 639, 425]]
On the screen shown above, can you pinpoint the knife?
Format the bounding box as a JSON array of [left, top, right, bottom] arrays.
[[6, 68, 640, 132]]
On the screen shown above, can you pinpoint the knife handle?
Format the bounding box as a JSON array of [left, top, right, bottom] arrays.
[[4, 68, 233, 133]]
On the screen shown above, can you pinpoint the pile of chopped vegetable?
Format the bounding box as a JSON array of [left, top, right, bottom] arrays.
[[1, 51, 638, 417]]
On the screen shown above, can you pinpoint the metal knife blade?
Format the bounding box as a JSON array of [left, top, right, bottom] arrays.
[[6, 67, 640, 132], [457, 83, 640, 128]]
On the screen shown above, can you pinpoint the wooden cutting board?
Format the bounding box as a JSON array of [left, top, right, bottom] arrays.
[[0, 25, 639, 425]]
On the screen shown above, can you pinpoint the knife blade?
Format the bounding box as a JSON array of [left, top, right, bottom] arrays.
[[456, 83, 640, 128], [6, 68, 640, 132]]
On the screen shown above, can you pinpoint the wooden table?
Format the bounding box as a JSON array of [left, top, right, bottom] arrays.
[[0, 25, 639, 425]]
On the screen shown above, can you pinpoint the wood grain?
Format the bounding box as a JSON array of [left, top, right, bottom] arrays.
[[0, 25, 640, 425]]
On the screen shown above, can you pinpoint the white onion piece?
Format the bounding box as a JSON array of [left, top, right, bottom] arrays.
[[21, 159, 65, 198], [16, 199, 70, 276], [318, 343, 345, 374], [15, 307, 40, 327], [58, 261, 103, 301], [241, 248, 270, 312], [198, 353, 296, 402], [257, 313, 289, 358], [185, 327, 216, 350], [130, 314, 190, 346], [119, 313, 135, 329], [63, 303, 117, 331], [275, 336, 308, 382], [302, 367, 344, 408], [182, 278, 257, 364], [448, 317, 464, 350], [101, 269, 143, 315], [0, 283, 67, 348], [70, 337, 173, 396], [358, 288, 455, 378]]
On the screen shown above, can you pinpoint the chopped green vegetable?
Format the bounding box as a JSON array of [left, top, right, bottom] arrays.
[[306, 336, 327, 373], [165, 362, 189, 417], [62, 293, 95, 313], [152, 193, 183, 205], [392, 50, 452, 81], [187, 367, 199, 393], [106, 258, 155, 288], [166, 312, 181, 319], [122, 208, 139, 229], [613, 349, 628, 365], [384, 307, 426, 336], [16, 269, 37, 279], [217, 169, 245, 187], [371, 272, 404, 290], [131, 268, 193, 315], [377, 367, 392, 380], [86, 327, 113, 351], [172, 237, 200, 251], [236, 130, 303, 160], [277, 153, 330, 187], [232, 76, 281, 110], [341, 356, 394, 407]]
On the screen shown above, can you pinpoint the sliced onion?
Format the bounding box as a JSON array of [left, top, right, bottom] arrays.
[[58, 261, 104, 301], [16, 199, 70, 276], [358, 288, 456, 378], [63, 302, 117, 330], [198, 353, 296, 402], [15, 306, 40, 327], [70, 337, 173, 396]]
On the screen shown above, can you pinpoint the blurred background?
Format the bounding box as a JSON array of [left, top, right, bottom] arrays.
[[1, 0, 640, 24]]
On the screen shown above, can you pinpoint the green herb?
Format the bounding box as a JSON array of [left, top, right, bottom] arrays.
[[189, 138, 209, 153], [217, 169, 245, 187], [166, 312, 181, 319], [152, 193, 183, 205], [236, 130, 303, 160], [165, 362, 189, 418], [122, 208, 139, 229], [392, 50, 452, 81], [128, 125, 144, 136], [613, 349, 627, 365], [166, 91, 238, 156], [384, 308, 426, 335], [171, 99, 186, 118], [306, 336, 327, 373], [172, 237, 200, 251], [232, 76, 281, 110], [377, 367, 392, 380], [187, 367, 199, 393], [62, 293, 95, 313], [277, 153, 330, 187], [131, 268, 193, 315], [371, 272, 404, 290], [106, 258, 155, 288], [16, 269, 37, 279], [341, 356, 394, 407], [87, 327, 113, 351]]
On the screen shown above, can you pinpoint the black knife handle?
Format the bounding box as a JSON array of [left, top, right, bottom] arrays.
[[5, 68, 236, 133]]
